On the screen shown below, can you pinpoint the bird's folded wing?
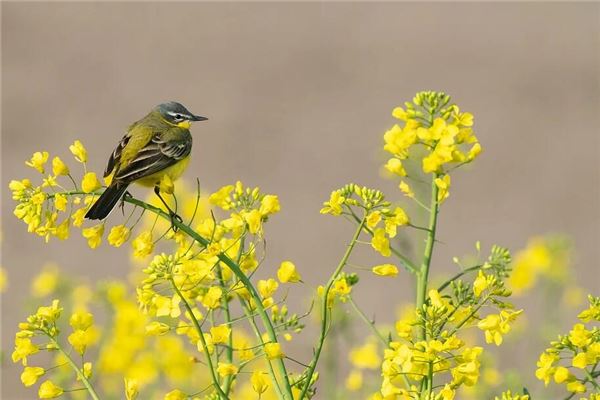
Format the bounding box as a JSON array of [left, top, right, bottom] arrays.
[[114, 133, 191, 182]]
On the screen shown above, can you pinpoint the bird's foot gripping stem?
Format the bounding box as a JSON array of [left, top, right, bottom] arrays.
[[119, 190, 133, 215], [154, 186, 182, 232]]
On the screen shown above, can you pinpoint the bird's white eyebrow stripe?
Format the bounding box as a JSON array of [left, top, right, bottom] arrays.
[[167, 111, 190, 119]]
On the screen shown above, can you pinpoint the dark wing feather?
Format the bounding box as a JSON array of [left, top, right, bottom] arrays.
[[104, 134, 130, 177], [114, 133, 191, 183]]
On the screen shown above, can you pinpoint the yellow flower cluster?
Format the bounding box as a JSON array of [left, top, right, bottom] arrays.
[[321, 184, 409, 257], [536, 295, 600, 396], [383, 91, 482, 206]]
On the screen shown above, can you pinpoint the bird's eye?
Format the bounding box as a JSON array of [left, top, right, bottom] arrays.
[[174, 114, 182, 120]]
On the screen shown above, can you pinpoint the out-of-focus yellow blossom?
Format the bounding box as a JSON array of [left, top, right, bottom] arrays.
[[132, 231, 154, 259], [473, 270, 495, 297], [21, 366, 45, 387], [68, 329, 93, 354], [209, 185, 234, 209], [259, 194, 280, 216], [69, 140, 87, 163], [398, 181, 414, 198], [434, 174, 451, 204], [277, 261, 302, 283], [477, 309, 523, 346], [164, 389, 187, 400], [108, 224, 131, 247], [350, 340, 381, 369], [31, 264, 59, 297], [264, 342, 284, 359], [451, 346, 483, 386], [210, 325, 231, 344], [216, 362, 238, 377], [384, 207, 409, 238], [258, 278, 279, 298], [158, 174, 174, 195], [366, 211, 382, 228], [438, 384, 455, 400], [54, 193, 68, 212], [251, 370, 269, 395], [345, 369, 363, 391], [82, 223, 104, 249], [372, 264, 399, 277], [0, 267, 7, 293], [38, 380, 63, 399], [145, 321, 170, 336], [124, 377, 139, 400], [70, 311, 93, 330], [320, 190, 344, 215], [26, 151, 49, 173], [12, 337, 39, 365], [155, 295, 181, 318], [201, 286, 222, 309], [82, 172, 101, 193], [495, 390, 529, 400], [371, 228, 391, 257], [51, 156, 69, 176], [71, 208, 87, 228], [385, 158, 406, 176]]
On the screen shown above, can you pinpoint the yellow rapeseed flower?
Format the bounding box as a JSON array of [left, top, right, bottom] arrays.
[[132, 231, 154, 258], [277, 261, 302, 283], [259, 194, 281, 216], [38, 380, 63, 399], [108, 224, 131, 247], [164, 389, 187, 400], [258, 278, 278, 298], [349, 340, 381, 369], [82, 172, 101, 193], [264, 342, 284, 359], [51, 156, 70, 176], [371, 228, 391, 257], [201, 286, 222, 309], [82, 223, 104, 249], [124, 377, 139, 400], [372, 264, 399, 277], [251, 370, 269, 394], [216, 362, 238, 377], [210, 325, 231, 344], [21, 366, 45, 387], [69, 140, 87, 163], [26, 151, 49, 173]]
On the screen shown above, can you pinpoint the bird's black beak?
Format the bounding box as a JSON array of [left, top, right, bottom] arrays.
[[191, 115, 208, 121]]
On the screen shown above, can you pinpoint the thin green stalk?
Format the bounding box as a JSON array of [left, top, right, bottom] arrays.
[[170, 278, 227, 400], [239, 299, 284, 399], [348, 297, 388, 345], [415, 175, 440, 399], [415, 176, 440, 337], [48, 336, 100, 400], [298, 217, 366, 400]]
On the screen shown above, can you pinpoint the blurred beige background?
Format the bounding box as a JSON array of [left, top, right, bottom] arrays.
[[2, 2, 599, 399]]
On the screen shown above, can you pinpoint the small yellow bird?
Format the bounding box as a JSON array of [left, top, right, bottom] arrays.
[[85, 102, 207, 221]]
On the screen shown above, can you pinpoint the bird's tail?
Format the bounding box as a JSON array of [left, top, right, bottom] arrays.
[[85, 183, 129, 220]]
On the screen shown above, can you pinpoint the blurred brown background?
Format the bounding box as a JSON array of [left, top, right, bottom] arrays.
[[2, 2, 599, 399]]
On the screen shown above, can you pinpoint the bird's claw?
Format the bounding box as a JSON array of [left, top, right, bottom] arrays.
[[169, 211, 183, 232], [119, 191, 133, 215]]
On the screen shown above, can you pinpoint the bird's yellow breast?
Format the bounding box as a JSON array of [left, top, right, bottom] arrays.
[[134, 156, 191, 187]]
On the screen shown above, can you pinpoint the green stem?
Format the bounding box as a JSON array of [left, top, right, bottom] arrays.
[[298, 217, 366, 400], [239, 299, 284, 399], [348, 297, 388, 345], [48, 336, 100, 400], [415, 175, 440, 399], [170, 278, 227, 399]]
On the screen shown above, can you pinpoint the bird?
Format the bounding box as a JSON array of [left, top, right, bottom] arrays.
[[85, 102, 207, 225]]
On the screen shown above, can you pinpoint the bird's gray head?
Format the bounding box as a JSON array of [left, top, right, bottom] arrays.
[[156, 102, 208, 125]]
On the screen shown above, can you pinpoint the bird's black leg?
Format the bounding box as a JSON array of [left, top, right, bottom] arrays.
[[153, 186, 182, 231], [119, 190, 133, 216]]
